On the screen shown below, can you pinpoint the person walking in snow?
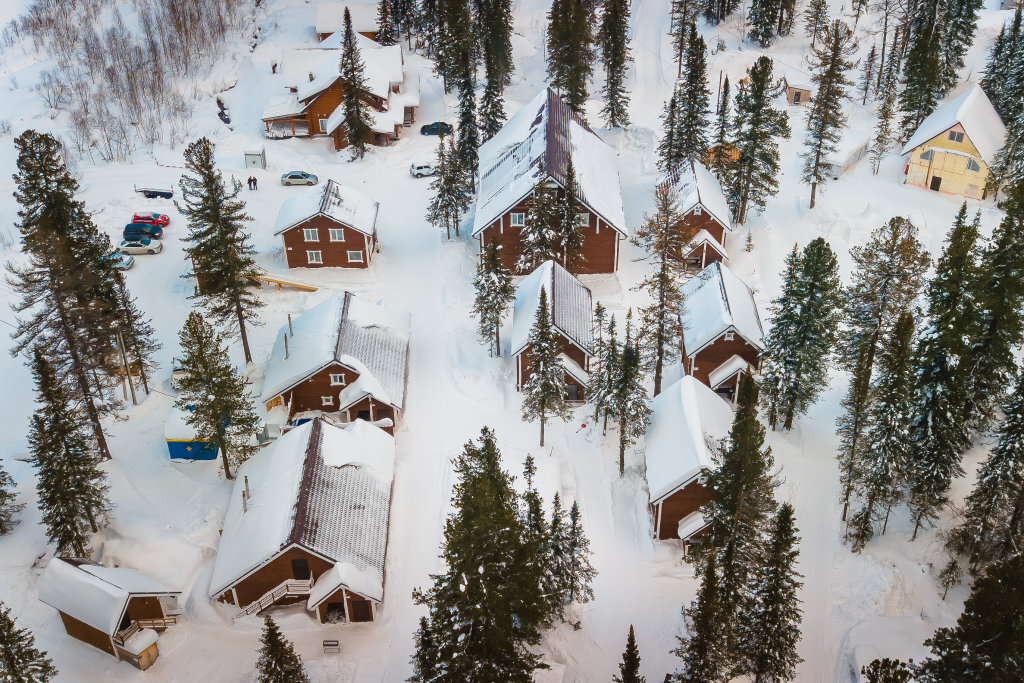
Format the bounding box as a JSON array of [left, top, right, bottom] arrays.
[[253, 176, 258, 190]]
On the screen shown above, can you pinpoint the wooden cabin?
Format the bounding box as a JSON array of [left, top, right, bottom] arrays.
[[472, 88, 627, 275], [512, 261, 594, 403], [209, 418, 394, 624], [660, 159, 734, 271], [261, 292, 410, 433], [315, 2, 379, 41], [274, 179, 379, 269], [645, 377, 734, 543], [901, 85, 1006, 200], [782, 71, 813, 105], [679, 262, 765, 404], [38, 558, 181, 671]]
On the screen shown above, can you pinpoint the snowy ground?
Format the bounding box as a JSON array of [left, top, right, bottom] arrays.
[[0, 0, 1015, 680]]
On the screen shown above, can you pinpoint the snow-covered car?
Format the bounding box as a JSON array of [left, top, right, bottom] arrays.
[[281, 171, 318, 186], [410, 162, 436, 178], [118, 237, 163, 255], [133, 211, 170, 227], [105, 252, 135, 270], [169, 357, 188, 389]]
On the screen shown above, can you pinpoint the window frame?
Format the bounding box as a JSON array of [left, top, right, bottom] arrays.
[[509, 212, 525, 227], [321, 395, 334, 406], [329, 373, 346, 386], [724, 331, 735, 341], [967, 158, 980, 172], [948, 130, 964, 143], [329, 228, 345, 242], [920, 149, 933, 161], [318, 118, 328, 133], [306, 250, 323, 264], [347, 250, 365, 263], [303, 228, 319, 242], [575, 212, 590, 227]]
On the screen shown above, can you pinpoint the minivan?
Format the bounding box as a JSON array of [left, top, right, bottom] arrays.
[[123, 222, 164, 240]]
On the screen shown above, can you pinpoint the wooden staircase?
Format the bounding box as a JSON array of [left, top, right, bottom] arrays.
[[234, 579, 313, 620]]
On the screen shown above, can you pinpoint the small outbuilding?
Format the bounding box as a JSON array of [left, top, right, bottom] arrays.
[[164, 407, 217, 460], [782, 70, 813, 105], [244, 148, 266, 169], [38, 558, 182, 670], [661, 158, 733, 270], [274, 179, 379, 269]]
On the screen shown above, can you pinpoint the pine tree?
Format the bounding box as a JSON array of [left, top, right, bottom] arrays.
[[802, 19, 857, 209], [672, 551, 727, 682], [658, 82, 685, 172], [759, 239, 843, 430], [913, 554, 1024, 681], [669, 0, 696, 77], [28, 349, 111, 557], [478, 0, 515, 90], [114, 277, 160, 396], [632, 183, 686, 396], [546, 492, 569, 621], [870, 73, 897, 175], [427, 135, 471, 239], [730, 57, 791, 224], [411, 428, 547, 682], [802, 0, 828, 48], [613, 625, 646, 683], [898, 0, 942, 139], [708, 76, 733, 183], [935, 0, 984, 94], [736, 503, 803, 682], [862, 658, 913, 683], [472, 239, 515, 356], [981, 10, 1022, 118], [340, 8, 375, 158], [480, 74, 507, 141], [517, 164, 560, 272], [392, 0, 419, 45], [409, 616, 439, 681], [521, 455, 556, 621], [937, 557, 962, 599], [0, 603, 57, 682], [860, 43, 878, 104], [563, 500, 596, 606], [599, 0, 631, 127], [612, 312, 651, 476], [522, 287, 572, 447], [778, 0, 796, 34], [255, 616, 309, 683], [177, 137, 263, 365], [678, 25, 711, 162], [174, 312, 260, 480], [547, 0, 596, 117], [0, 464, 23, 536], [554, 158, 585, 271], [590, 311, 619, 432], [377, 0, 397, 45], [456, 77, 480, 191], [748, 0, 782, 47]]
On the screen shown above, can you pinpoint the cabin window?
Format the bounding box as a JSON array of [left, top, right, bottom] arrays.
[[318, 119, 328, 133], [322, 396, 334, 406], [307, 250, 323, 264], [576, 212, 589, 227], [724, 331, 735, 341], [329, 228, 345, 241], [303, 228, 319, 242], [967, 158, 981, 172], [920, 150, 933, 161], [347, 250, 364, 263], [330, 373, 346, 386], [510, 212, 525, 227], [948, 130, 964, 143], [694, 207, 702, 215]]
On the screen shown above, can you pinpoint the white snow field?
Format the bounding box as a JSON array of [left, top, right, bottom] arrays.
[[0, 0, 1015, 680]]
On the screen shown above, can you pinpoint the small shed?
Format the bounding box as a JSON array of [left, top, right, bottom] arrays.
[[165, 408, 217, 460], [244, 148, 266, 169], [782, 70, 813, 106]]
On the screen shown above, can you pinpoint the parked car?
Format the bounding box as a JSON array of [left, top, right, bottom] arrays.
[[410, 162, 436, 178], [420, 122, 453, 136], [133, 212, 170, 227], [118, 237, 162, 255], [123, 222, 164, 240], [170, 357, 188, 390], [105, 252, 135, 271], [134, 185, 174, 199], [281, 171, 318, 186]]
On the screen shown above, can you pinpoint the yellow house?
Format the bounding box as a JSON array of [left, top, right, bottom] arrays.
[[901, 85, 1006, 200]]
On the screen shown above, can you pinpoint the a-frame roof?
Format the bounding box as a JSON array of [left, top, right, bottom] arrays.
[[662, 159, 733, 233], [680, 262, 764, 355], [511, 261, 594, 358], [900, 85, 1006, 165]]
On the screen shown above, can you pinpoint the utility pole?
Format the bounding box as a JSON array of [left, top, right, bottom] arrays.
[[117, 327, 137, 406]]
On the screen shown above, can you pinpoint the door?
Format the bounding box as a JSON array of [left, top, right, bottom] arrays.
[[930, 175, 942, 191], [793, 91, 801, 104], [349, 599, 373, 622], [291, 558, 310, 580]]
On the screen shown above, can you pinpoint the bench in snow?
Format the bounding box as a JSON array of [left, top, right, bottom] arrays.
[[323, 639, 340, 654], [134, 185, 174, 199]]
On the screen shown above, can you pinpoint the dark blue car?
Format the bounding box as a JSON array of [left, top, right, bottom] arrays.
[[420, 121, 453, 136], [123, 222, 164, 240]]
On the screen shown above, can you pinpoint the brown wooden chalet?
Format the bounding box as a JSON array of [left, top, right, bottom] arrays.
[[472, 88, 627, 274], [261, 292, 410, 433], [679, 262, 765, 404], [38, 558, 182, 671], [512, 261, 593, 403], [262, 35, 419, 151], [274, 179, 379, 269], [209, 418, 394, 624], [644, 376, 734, 543], [661, 158, 734, 271]]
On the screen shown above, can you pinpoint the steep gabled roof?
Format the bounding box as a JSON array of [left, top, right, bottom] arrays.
[[662, 159, 733, 233], [680, 262, 764, 355], [901, 85, 1006, 164], [512, 261, 594, 358], [209, 418, 394, 602], [273, 179, 379, 237], [472, 88, 626, 237]]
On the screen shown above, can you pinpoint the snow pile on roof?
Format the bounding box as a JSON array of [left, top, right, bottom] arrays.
[[273, 179, 379, 236], [209, 418, 395, 601], [262, 94, 306, 120], [472, 88, 626, 237], [300, 34, 402, 101], [900, 85, 1006, 164], [121, 628, 159, 656], [512, 261, 594, 357], [38, 558, 178, 636], [262, 296, 345, 402], [644, 376, 734, 503], [280, 48, 339, 91], [781, 66, 813, 91], [827, 101, 875, 166], [315, 2, 379, 36], [664, 159, 733, 232], [707, 353, 754, 390], [680, 262, 764, 354], [164, 407, 203, 441]]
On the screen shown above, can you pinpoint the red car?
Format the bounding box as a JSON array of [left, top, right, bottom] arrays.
[[132, 212, 170, 227]]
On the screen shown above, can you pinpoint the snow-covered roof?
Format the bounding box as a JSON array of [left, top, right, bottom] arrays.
[[781, 67, 813, 91], [688, 229, 728, 259], [512, 261, 594, 358], [164, 407, 203, 441], [209, 418, 394, 601], [261, 292, 410, 410], [262, 94, 306, 120], [557, 353, 589, 386], [644, 376, 734, 504], [900, 85, 1006, 164], [315, 2, 379, 36], [663, 159, 733, 233], [826, 101, 874, 167], [472, 88, 627, 237], [707, 354, 754, 390], [680, 262, 764, 355], [298, 34, 402, 101], [38, 559, 179, 636], [273, 179, 379, 237]]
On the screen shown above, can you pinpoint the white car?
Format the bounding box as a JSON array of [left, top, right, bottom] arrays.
[[410, 162, 436, 178], [118, 237, 163, 255]]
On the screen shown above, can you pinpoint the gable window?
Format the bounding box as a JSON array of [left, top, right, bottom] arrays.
[[510, 212, 525, 227], [347, 250, 364, 263], [329, 228, 345, 242], [329, 373, 346, 386], [322, 396, 334, 406], [948, 130, 964, 143], [693, 206, 702, 215], [303, 228, 319, 242], [724, 331, 735, 341], [318, 118, 328, 133], [967, 158, 981, 172], [576, 212, 590, 227], [920, 149, 933, 161], [307, 250, 323, 264]]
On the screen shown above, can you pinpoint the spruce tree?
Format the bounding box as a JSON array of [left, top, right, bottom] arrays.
[[936, 0, 984, 94], [612, 312, 650, 476], [411, 428, 546, 682], [521, 455, 556, 622], [802, 19, 857, 209], [409, 616, 439, 681], [546, 492, 569, 621], [521, 287, 572, 447], [174, 312, 260, 480], [898, 0, 942, 139], [554, 158, 585, 271], [678, 24, 711, 162], [563, 500, 596, 606], [672, 551, 727, 682], [547, 0, 596, 117], [981, 10, 1022, 118], [590, 311, 619, 432], [860, 43, 877, 104], [479, 74, 507, 142], [870, 73, 897, 175], [456, 77, 480, 191], [708, 76, 733, 183], [426, 135, 471, 239], [669, 0, 696, 77], [472, 239, 515, 356], [613, 625, 645, 683], [517, 164, 560, 272], [114, 277, 160, 395], [632, 183, 686, 396], [777, 0, 796, 34], [478, 0, 515, 90], [377, 0, 397, 45], [0, 463, 23, 536], [748, 0, 782, 47], [255, 616, 309, 683], [657, 81, 686, 172], [862, 658, 913, 683], [730, 57, 791, 224], [0, 603, 57, 682], [803, 0, 828, 48], [599, 0, 631, 128], [340, 8, 375, 158], [759, 239, 843, 430], [177, 137, 263, 365], [736, 502, 803, 682]]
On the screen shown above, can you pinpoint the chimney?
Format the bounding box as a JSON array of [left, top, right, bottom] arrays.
[[288, 313, 293, 337], [242, 489, 248, 513], [308, 72, 314, 82], [244, 476, 251, 499], [284, 333, 290, 360]]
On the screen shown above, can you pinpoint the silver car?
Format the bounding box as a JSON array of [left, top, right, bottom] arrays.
[[281, 171, 318, 186], [118, 237, 163, 255], [410, 162, 436, 178]]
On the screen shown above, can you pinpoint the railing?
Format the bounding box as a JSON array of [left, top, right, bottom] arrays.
[[234, 578, 313, 619], [135, 616, 177, 630], [113, 621, 140, 646]]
